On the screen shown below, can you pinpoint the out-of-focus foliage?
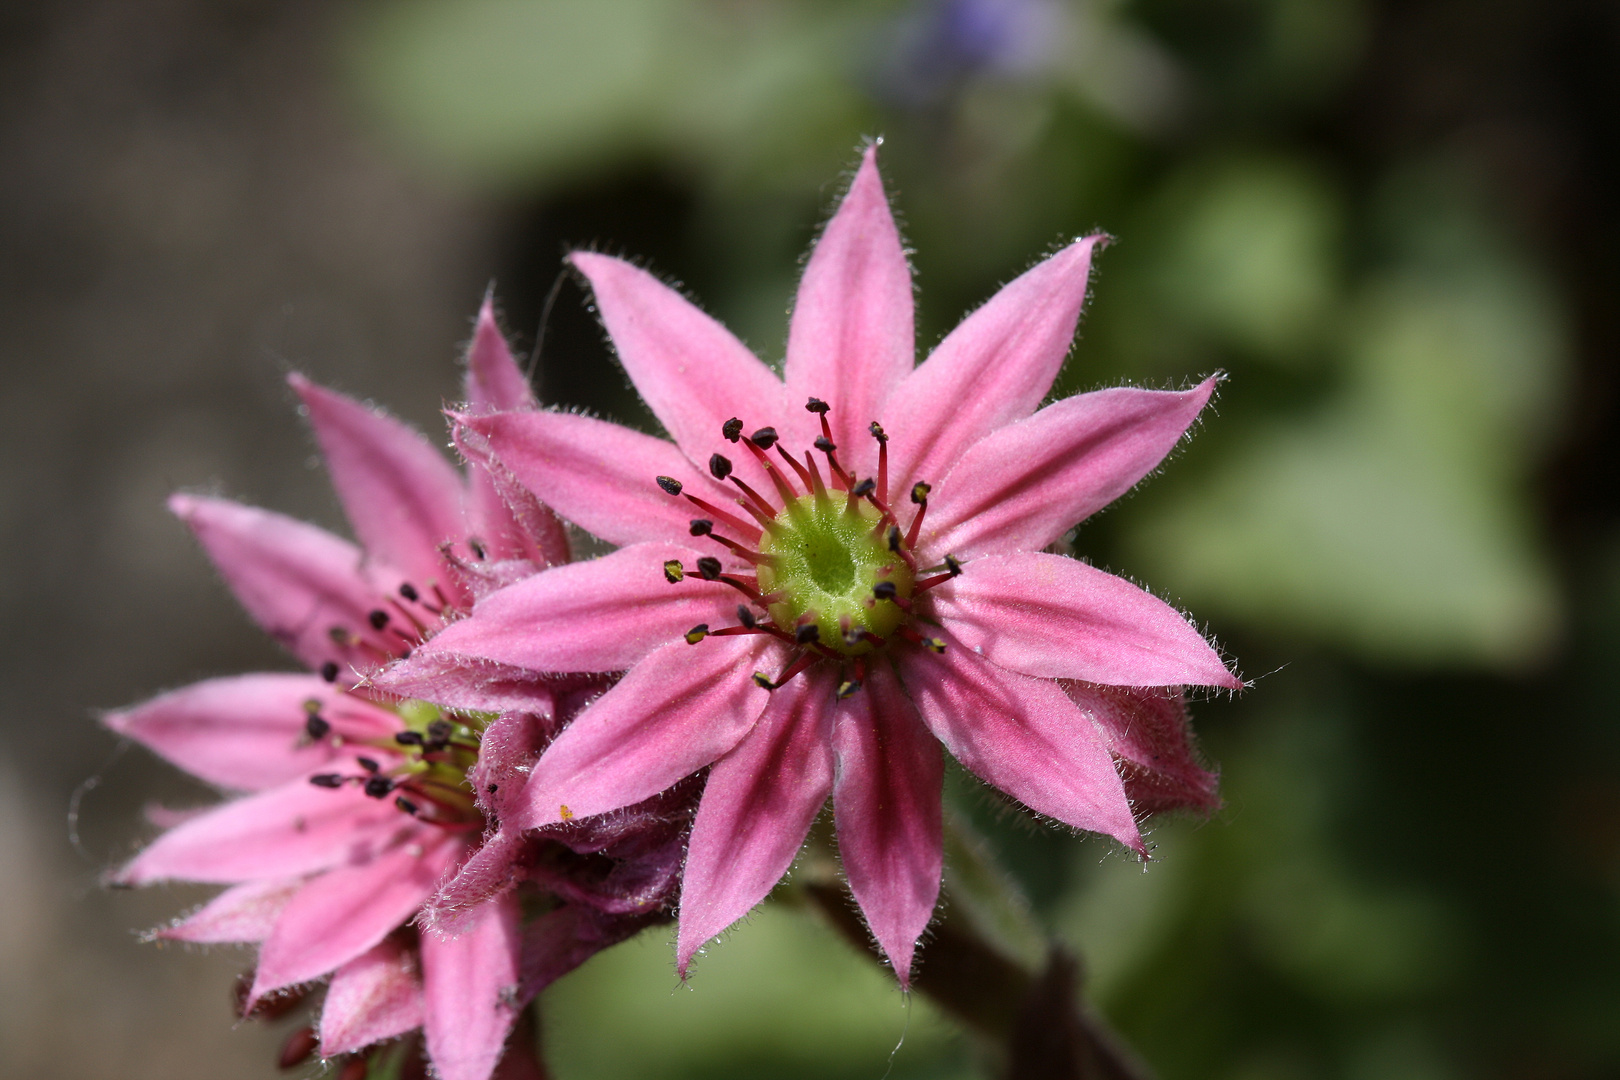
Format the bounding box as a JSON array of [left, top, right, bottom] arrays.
[[334, 1, 1617, 1078]]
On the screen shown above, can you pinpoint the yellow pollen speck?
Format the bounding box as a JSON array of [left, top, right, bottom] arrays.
[[559, 805, 574, 821]]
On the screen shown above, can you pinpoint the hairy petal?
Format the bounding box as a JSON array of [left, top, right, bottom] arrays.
[[1064, 683, 1221, 814], [113, 775, 408, 885], [931, 552, 1240, 688], [421, 892, 524, 1080], [519, 905, 659, 999], [464, 297, 536, 413], [320, 938, 425, 1056], [569, 252, 785, 492], [677, 670, 836, 976], [515, 636, 775, 829], [925, 380, 1216, 558], [784, 146, 913, 475], [158, 878, 302, 944], [881, 236, 1101, 495], [464, 410, 737, 548], [290, 374, 468, 606], [832, 660, 943, 988], [899, 628, 1143, 852], [250, 830, 456, 1001], [392, 543, 734, 677]]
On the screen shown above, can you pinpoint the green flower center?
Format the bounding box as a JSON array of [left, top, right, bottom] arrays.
[[757, 494, 915, 656]]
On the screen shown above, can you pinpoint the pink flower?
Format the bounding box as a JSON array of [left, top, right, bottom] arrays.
[[381, 147, 1242, 986], [106, 304, 664, 1080]]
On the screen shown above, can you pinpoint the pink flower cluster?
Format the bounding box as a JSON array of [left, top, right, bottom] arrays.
[[111, 147, 1238, 1078]]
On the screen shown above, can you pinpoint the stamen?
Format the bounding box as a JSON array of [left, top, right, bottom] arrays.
[[742, 437, 800, 505], [750, 427, 779, 450], [873, 581, 897, 601], [795, 624, 820, 645], [704, 532, 776, 566], [836, 679, 862, 700], [752, 650, 816, 691], [664, 560, 685, 584], [696, 557, 723, 580], [815, 410, 852, 487], [320, 661, 340, 683], [395, 731, 425, 746], [722, 417, 743, 443], [814, 436, 836, 454], [851, 478, 875, 498], [689, 519, 712, 536], [395, 796, 419, 816], [802, 450, 828, 497], [657, 476, 684, 496], [357, 757, 380, 773], [398, 583, 420, 602], [869, 421, 889, 504], [774, 443, 817, 492], [468, 538, 487, 561], [897, 626, 947, 653], [309, 773, 344, 789], [907, 482, 931, 548], [685, 624, 710, 645], [363, 776, 394, 799], [727, 475, 779, 519], [736, 605, 757, 629], [805, 397, 829, 415], [680, 493, 762, 544], [304, 713, 331, 740], [709, 454, 733, 481]]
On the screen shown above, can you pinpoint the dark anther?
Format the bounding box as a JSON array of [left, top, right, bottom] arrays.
[[657, 475, 684, 496], [709, 453, 733, 480], [736, 605, 757, 629], [924, 637, 947, 654], [852, 478, 876, 497], [944, 554, 963, 576], [689, 518, 713, 536], [836, 680, 862, 700], [486, 783, 498, 794], [320, 661, 340, 683], [304, 714, 331, 740], [364, 776, 394, 799], [873, 581, 898, 601], [368, 609, 390, 630], [806, 397, 829, 414], [356, 757, 380, 774], [328, 626, 351, 645], [309, 773, 344, 789], [395, 796, 419, 815], [722, 417, 744, 442], [399, 648, 411, 660], [469, 538, 487, 560], [751, 672, 775, 690], [814, 436, 837, 453], [869, 421, 888, 444], [887, 525, 902, 552], [696, 556, 722, 580], [910, 482, 931, 504], [426, 719, 454, 746], [750, 427, 779, 449], [399, 582, 420, 602], [394, 730, 424, 747], [664, 560, 685, 584], [685, 624, 711, 645], [796, 624, 821, 645]]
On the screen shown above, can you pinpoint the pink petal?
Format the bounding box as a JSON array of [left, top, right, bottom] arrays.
[[420, 828, 527, 935], [568, 252, 786, 492], [320, 937, 425, 1056], [514, 635, 775, 829], [882, 237, 1102, 496], [831, 660, 943, 988], [677, 669, 837, 976], [290, 374, 469, 607], [251, 829, 457, 1001], [465, 297, 536, 413], [421, 892, 524, 1080], [394, 543, 734, 676], [465, 410, 738, 548], [104, 674, 401, 791], [159, 878, 302, 944], [458, 423, 570, 568], [924, 379, 1216, 558], [930, 552, 1240, 688], [377, 654, 560, 717], [898, 627, 1143, 852], [783, 146, 913, 477], [114, 773, 408, 885], [519, 904, 654, 997], [169, 494, 397, 675], [1063, 683, 1221, 814]]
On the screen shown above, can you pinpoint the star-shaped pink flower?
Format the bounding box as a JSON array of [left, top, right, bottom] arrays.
[[382, 147, 1242, 986]]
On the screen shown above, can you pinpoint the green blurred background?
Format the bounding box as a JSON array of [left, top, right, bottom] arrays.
[[2, 1, 1616, 1078]]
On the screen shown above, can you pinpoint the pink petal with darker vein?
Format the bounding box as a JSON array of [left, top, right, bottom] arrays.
[[924, 379, 1216, 559], [320, 937, 424, 1056], [677, 669, 837, 976], [159, 878, 302, 943], [783, 146, 913, 476], [832, 660, 943, 988], [250, 829, 457, 1001], [899, 627, 1143, 853], [376, 654, 559, 717], [104, 673, 401, 792], [421, 828, 527, 935], [569, 253, 786, 493], [290, 374, 469, 607], [458, 423, 569, 568], [880, 236, 1102, 496], [465, 410, 738, 548], [114, 774, 409, 885], [421, 892, 523, 1080], [170, 494, 397, 674], [515, 635, 775, 829], [397, 543, 735, 676], [1063, 683, 1221, 814], [931, 551, 1240, 688]]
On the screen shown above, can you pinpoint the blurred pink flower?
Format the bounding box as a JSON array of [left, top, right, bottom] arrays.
[[382, 147, 1242, 986], [107, 304, 667, 1080]]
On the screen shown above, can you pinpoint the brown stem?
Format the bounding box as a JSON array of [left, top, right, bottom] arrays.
[[802, 882, 1153, 1080]]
